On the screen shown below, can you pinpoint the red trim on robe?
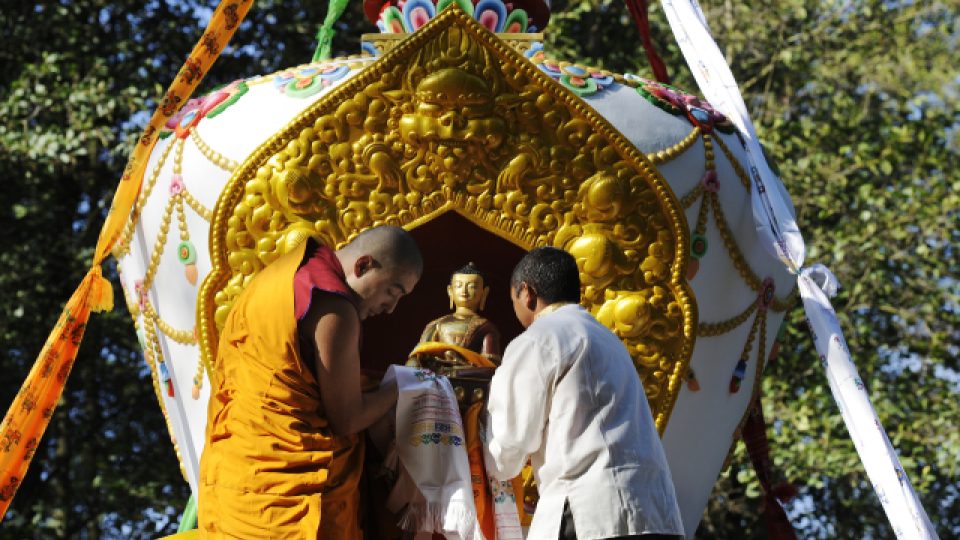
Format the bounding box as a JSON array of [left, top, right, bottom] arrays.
[[294, 238, 361, 321]]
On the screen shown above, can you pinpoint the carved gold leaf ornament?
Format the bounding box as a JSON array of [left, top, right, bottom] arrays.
[[362, 33, 545, 58], [198, 5, 696, 431]]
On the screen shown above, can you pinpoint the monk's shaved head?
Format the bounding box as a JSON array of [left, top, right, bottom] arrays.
[[341, 225, 423, 277], [337, 226, 422, 319]]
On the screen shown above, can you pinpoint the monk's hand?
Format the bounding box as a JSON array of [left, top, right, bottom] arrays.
[[383, 375, 399, 403]]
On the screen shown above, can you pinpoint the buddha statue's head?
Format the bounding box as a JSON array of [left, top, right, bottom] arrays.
[[448, 262, 489, 315]]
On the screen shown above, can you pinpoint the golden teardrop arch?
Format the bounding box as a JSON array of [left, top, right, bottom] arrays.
[[197, 5, 697, 431]]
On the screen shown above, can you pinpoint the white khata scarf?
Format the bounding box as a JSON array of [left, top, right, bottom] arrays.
[[383, 365, 483, 540], [488, 477, 524, 540]]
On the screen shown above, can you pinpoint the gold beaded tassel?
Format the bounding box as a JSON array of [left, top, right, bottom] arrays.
[[134, 138, 185, 299], [140, 294, 202, 398], [673, 130, 794, 394], [729, 304, 761, 394], [171, 140, 200, 285], [179, 132, 223, 399], [176, 133, 221, 398], [113, 139, 176, 259], [190, 128, 239, 172], [687, 133, 717, 280], [729, 278, 775, 393], [140, 193, 175, 292], [191, 354, 205, 400], [139, 311, 190, 480], [144, 314, 176, 398]]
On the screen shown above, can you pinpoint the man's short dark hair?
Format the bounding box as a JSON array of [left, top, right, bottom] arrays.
[[510, 247, 581, 304]]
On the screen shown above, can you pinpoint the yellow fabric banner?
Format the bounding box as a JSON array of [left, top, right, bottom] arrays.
[[0, 0, 253, 520]]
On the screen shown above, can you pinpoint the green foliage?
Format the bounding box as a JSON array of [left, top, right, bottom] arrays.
[[1, 2, 193, 537], [1, 0, 957, 537], [549, 0, 959, 536], [741, 1, 959, 537], [0, 0, 367, 537], [550, 0, 959, 537]]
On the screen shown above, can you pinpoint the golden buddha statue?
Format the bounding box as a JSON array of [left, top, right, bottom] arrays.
[[408, 263, 500, 403]]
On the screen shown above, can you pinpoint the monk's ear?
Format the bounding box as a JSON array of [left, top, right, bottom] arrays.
[[354, 255, 380, 277]]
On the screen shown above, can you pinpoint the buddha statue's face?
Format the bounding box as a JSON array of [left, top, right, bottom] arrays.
[[447, 273, 489, 314]]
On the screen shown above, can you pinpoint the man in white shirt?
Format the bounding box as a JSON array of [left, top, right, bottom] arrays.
[[483, 247, 684, 540]]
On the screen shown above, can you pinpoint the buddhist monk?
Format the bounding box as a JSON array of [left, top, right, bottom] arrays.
[[198, 226, 423, 539]]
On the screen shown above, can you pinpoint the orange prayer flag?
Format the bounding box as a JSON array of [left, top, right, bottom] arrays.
[[0, 0, 253, 521]]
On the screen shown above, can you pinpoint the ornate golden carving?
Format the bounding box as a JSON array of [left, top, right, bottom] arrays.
[[362, 32, 544, 57], [199, 7, 696, 431], [496, 33, 545, 55]]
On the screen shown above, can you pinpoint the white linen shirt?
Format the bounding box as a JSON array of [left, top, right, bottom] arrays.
[[483, 304, 684, 540]]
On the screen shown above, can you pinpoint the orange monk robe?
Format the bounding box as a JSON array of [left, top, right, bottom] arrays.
[[199, 240, 363, 539]]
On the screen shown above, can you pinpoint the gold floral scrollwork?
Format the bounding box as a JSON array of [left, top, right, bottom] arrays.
[[555, 165, 686, 426], [596, 288, 684, 405], [199, 5, 696, 430]]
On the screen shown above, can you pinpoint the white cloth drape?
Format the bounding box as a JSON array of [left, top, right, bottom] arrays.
[[658, 2, 938, 537], [799, 268, 937, 538], [383, 365, 523, 540], [384, 365, 483, 540]]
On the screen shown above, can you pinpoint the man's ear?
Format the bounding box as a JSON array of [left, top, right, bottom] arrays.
[[521, 282, 538, 311], [354, 255, 380, 277]]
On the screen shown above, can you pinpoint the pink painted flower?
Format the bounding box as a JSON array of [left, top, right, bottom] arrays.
[[169, 174, 185, 196], [134, 279, 147, 311]]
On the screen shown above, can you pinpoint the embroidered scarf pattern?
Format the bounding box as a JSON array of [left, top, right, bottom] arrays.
[[384, 365, 483, 540]]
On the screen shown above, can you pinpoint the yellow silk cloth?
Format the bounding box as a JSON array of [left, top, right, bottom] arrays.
[[410, 342, 498, 369], [199, 242, 362, 539], [0, 0, 253, 521]]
